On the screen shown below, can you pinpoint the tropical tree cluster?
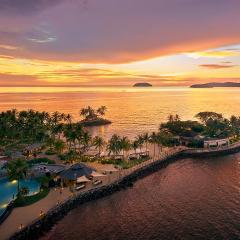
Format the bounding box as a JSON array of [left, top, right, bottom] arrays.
[[106, 131, 174, 160], [161, 112, 240, 140], [160, 114, 204, 137], [80, 106, 107, 121], [196, 112, 240, 138], [7, 158, 28, 197], [0, 109, 72, 145]]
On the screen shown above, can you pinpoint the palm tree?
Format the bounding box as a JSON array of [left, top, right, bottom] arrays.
[[65, 114, 72, 124], [230, 115, 240, 137], [65, 150, 78, 164], [63, 125, 77, 151], [167, 114, 175, 122], [132, 140, 139, 155], [51, 111, 62, 126], [93, 136, 105, 156], [175, 114, 181, 121], [80, 106, 96, 120], [52, 123, 64, 139], [167, 114, 181, 122], [97, 106, 107, 117], [7, 158, 28, 197], [81, 131, 92, 152], [119, 136, 131, 161], [45, 136, 55, 149], [156, 130, 174, 153], [107, 134, 121, 159], [142, 133, 149, 152], [80, 108, 89, 119], [149, 132, 158, 156], [54, 139, 66, 154], [135, 135, 144, 152]]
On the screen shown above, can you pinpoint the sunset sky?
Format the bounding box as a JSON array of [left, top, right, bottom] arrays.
[[0, 0, 240, 87]]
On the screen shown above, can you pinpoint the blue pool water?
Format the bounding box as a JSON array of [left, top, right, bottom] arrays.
[[0, 178, 40, 216]]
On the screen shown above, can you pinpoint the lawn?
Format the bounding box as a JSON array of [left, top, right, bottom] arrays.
[[100, 157, 149, 169], [117, 157, 149, 169]]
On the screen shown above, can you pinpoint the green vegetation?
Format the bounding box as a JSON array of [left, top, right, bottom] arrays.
[[195, 112, 240, 138], [28, 157, 56, 166], [80, 106, 107, 121], [14, 188, 50, 207], [7, 158, 28, 196], [80, 106, 111, 126], [0, 107, 109, 152], [160, 114, 204, 136], [37, 175, 52, 188], [100, 157, 149, 169], [45, 148, 57, 155], [92, 136, 105, 156], [118, 158, 149, 169], [159, 112, 240, 147], [2, 109, 240, 169]]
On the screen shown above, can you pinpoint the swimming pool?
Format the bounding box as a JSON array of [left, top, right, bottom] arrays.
[[0, 178, 40, 217]]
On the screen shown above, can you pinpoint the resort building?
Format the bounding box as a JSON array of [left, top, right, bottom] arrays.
[[59, 163, 95, 186], [203, 138, 230, 148], [31, 164, 66, 177], [128, 149, 150, 160]]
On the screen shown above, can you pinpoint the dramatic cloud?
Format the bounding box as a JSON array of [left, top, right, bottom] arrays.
[[0, 0, 240, 87], [0, 0, 240, 63]]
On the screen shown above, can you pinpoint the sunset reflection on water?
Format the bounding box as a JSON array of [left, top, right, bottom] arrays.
[[0, 87, 240, 139]]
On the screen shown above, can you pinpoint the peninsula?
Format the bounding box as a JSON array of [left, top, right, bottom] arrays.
[[190, 82, 240, 88]]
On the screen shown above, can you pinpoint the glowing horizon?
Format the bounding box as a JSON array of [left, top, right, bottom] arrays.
[[0, 0, 240, 87]]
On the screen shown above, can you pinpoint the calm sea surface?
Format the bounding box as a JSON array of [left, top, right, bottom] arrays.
[[0, 86, 240, 139], [42, 154, 240, 240], [1, 87, 240, 239]]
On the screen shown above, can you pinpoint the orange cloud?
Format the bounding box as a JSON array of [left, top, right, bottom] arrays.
[[0, 0, 240, 63], [199, 64, 237, 69]]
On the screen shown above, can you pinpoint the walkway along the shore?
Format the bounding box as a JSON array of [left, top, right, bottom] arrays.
[[7, 142, 240, 240]]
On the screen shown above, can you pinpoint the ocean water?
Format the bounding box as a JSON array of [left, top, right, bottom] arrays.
[[0, 86, 240, 139]]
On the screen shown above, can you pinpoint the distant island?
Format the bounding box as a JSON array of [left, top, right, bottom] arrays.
[[133, 82, 152, 87], [190, 82, 240, 88]]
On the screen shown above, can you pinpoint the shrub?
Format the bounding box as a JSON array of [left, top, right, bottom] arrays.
[[28, 157, 55, 166], [187, 140, 204, 148], [14, 188, 50, 207], [45, 149, 57, 155]]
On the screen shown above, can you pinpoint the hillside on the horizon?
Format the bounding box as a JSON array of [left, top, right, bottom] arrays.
[[190, 82, 240, 88]]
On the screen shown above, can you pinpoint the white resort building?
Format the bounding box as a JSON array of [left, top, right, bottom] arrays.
[[203, 138, 230, 148]]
